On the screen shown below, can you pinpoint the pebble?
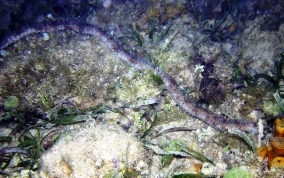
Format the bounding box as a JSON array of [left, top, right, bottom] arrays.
[[0, 50, 7, 57], [43, 33, 50, 41]]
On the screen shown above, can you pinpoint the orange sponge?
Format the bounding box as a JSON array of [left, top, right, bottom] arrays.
[[271, 137, 284, 156], [274, 118, 284, 137], [267, 145, 274, 168], [270, 157, 284, 168], [256, 145, 267, 161]]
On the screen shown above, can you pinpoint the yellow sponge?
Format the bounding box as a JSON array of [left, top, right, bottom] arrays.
[[271, 157, 284, 168]]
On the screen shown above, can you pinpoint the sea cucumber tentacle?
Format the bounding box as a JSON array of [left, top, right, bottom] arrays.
[[0, 23, 258, 134]]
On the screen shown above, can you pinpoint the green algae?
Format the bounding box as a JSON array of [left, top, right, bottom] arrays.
[[4, 96, 20, 110], [0, 136, 12, 142], [115, 69, 161, 104], [224, 167, 251, 178], [263, 101, 283, 117], [161, 139, 213, 167], [162, 139, 185, 166], [155, 24, 171, 44], [125, 27, 143, 47], [40, 90, 54, 109], [228, 128, 256, 153], [141, 113, 158, 138], [150, 73, 163, 85]]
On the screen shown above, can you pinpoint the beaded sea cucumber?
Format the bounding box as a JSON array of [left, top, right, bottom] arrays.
[[0, 23, 258, 134]]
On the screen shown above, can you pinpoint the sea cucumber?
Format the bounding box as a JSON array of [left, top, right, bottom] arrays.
[[0, 22, 258, 134]]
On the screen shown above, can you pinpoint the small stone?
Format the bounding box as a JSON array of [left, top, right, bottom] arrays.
[[67, 49, 74, 55], [144, 98, 158, 105], [47, 13, 53, 19], [95, 159, 103, 168], [216, 162, 227, 170], [35, 63, 44, 71], [43, 33, 50, 41], [61, 161, 72, 175], [201, 162, 215, 175], [102, 0, 112, 8], [0, 50, 7, 57]]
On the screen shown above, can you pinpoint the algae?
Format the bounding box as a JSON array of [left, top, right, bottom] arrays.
[[224, 167, 251, 178], [4, 96, 20, 110]]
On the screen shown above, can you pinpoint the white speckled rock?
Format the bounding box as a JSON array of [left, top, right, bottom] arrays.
[[38, 120, 148, 177]]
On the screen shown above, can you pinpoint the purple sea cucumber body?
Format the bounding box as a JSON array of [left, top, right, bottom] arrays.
[[0, 22, 258, 134]]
